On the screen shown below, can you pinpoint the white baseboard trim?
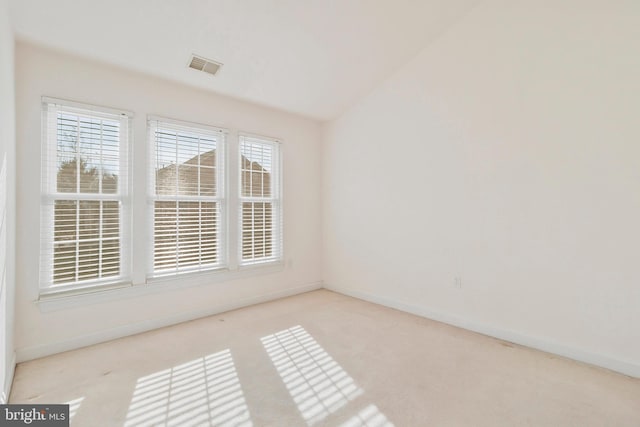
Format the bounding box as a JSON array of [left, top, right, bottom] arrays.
[[326, 285, 640, 379], [16, 281, 322, 363], [1, 352, 16, 403]]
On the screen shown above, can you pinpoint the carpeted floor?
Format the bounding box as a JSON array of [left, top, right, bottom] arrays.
[[9, 290, 640, 426]]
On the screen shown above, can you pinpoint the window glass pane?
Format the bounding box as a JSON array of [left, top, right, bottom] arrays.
[[77, 240, 100, 281], [241, 201, 273, 261], [153, 200, 219, 272], [199, 167, 216, 196], [240, 143, 272, 197], [54, 200, 77, 242], [155, 129, 218, 197], [102, 238, 120, 277], [200, 202, 218, 265], [153, 201, 178, 271], [56, 112, 120, 195], [103, 201, 120, 239], [53, 243, 77, 285], [52, 199, 120, 285], [78, 200, 100, 240], [53, 200, 77, 285], [56, 156, 78, 193]]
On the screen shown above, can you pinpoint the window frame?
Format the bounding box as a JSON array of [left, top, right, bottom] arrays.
[[238, 134, 283, 267], [39, 97, 133, 296], [147, 116, 229, 278]]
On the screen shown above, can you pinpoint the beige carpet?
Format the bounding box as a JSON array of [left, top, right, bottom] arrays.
[[9, 290, 640, 426]]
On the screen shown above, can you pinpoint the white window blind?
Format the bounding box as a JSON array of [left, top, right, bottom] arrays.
[[149, 118, 226, 276], [239, 135, 282, 265], [40, 98, 131, 293]]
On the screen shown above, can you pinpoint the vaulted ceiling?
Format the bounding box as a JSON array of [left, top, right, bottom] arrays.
[[9, 0, 478, 120]]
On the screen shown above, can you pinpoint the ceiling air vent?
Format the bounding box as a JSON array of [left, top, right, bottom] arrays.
[[188, 54, 222, 76]]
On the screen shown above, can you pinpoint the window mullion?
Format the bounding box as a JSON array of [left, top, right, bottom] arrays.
[[74, 115, 80, 283], [174, 130, 179, 271], [197, 135, 202, 267], [99, 120, 103, 194], [98, 200, 103, 278], [98, 120, 103, 279], [75, 115, 80, 196], [253, 202, 258, 261]]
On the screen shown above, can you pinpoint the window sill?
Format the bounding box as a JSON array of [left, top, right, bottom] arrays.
[[36, 261, 285, 313]]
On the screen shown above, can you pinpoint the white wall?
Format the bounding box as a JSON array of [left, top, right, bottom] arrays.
[[15, 42, 322, 360], [0, 0, 16, 403], [322, 0, 640, 377]]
